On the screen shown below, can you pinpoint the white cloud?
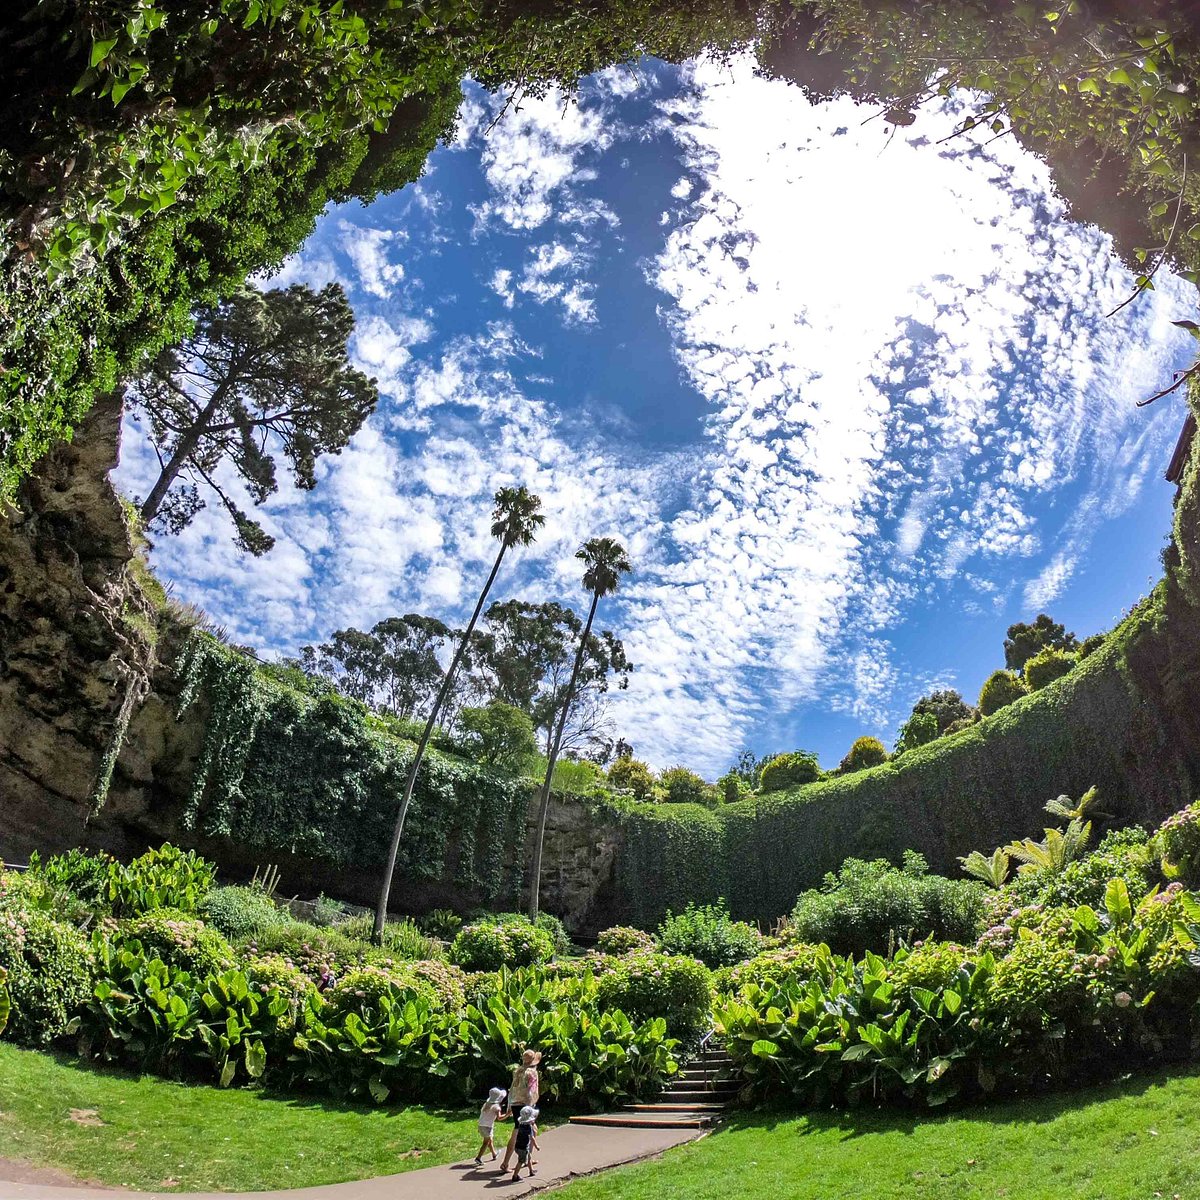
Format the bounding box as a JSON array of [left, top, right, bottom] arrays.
[[339, 222, 406, 299]]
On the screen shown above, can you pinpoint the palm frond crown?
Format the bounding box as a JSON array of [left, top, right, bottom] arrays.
[[577, 536, 632, 597], [491, 486, 545, 548]]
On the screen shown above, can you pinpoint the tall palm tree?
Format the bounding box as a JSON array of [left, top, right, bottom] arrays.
[[527, 537, 632, 921], [374, 486, 544, 940]]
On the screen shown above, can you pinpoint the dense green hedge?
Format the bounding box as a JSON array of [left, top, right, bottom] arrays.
[[613, 569, 1200, 927], [174, 632, 529, 904]]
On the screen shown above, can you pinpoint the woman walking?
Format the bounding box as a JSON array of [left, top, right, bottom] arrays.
[[498, 1049, 541, 1172]]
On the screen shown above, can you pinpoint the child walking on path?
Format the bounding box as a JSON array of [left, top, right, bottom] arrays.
[[474, 1087, 508, 1165], [511, 1106, 539, 1182]]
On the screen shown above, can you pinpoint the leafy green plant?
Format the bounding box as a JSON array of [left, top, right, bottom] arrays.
[[608, 756, 656, 801], [417, 909, 463, 940], [27, 848, 114, 909], [310, 894, 350, 928], [596, 926, 655, 955], [1005, 818, 1093, 875], [1005, 827, 1154, 910], [338, 916, 440, 961], [449, 924, 511, 972], [107, 845, 216, 917], [656, 899, 762, 968], [200, 885, 287, 941], [0, 968, 9, 1037]]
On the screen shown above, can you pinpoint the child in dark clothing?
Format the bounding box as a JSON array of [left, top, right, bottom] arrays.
[[511, 1105, 539, 1181]]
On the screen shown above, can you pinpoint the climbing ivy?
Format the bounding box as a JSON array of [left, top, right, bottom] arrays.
[[174, 632, 529, 900]]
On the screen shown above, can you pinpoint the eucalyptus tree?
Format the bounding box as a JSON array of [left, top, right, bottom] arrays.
[[373, 485, 544, 940], [527, 536, 632, 922], [128, 282, 377, 554]]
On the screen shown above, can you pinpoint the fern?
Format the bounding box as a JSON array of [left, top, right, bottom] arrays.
[[958, 847, 1011, 887], [1044, 786, 1109, 823], [1006, 819, 1093, 875]]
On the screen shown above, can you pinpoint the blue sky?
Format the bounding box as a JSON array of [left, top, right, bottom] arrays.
[[118, 55, 1198, 775]]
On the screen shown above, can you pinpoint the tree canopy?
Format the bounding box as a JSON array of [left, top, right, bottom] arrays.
[[128, 283, 377, 554], [1004, 614, 1079, 673]]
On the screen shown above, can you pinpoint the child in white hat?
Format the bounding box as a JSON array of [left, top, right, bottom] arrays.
[[474, 1087, 509, 1165], [511, 1105, 540, 1181]]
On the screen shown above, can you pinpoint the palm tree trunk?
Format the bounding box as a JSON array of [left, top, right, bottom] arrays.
[[139, 386, 225, 524], [373, 540, 508, 941], [528, 589, 599, 922]]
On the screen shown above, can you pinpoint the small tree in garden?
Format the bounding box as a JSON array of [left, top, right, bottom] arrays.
[[893, 711, 938, 756], [1024, 645, 1076, 691], [528, 537, 632, 921], [457, 701, 537, 772], [758, 750, 821, 793], [374, 486, 544, 942], [608, 754, 656, 801], [128, 283, 377, 555], [659, 765, 714, 805], [910, 689, 977, 733]]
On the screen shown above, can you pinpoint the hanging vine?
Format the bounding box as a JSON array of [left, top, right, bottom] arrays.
[[171, 631, 529, 899]]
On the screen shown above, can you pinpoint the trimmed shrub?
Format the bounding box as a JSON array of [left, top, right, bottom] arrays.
[[1078, 633, 1106, 659], [790, 852, 985, 956], [449, 922, 553, 971], [659, 766, 713, 806], [201, 885, 287, 940], [0, 908, 94, 1045], [1156, 801, 1200, 886], [943, 715, 976, 735], [978, 669, 1029, 716], [656, 900, 762, 968], [596, 953, 714, 1041], [323, 965, 439, 1019], [493, 911, 571, 955], [123, 910, 234, 977], [759, 751, 822, 793], [406, 959, 468, 1011], [597, 926, 655, 955], [840, 736, 889, 773], [1024, 646, 1076, 691]]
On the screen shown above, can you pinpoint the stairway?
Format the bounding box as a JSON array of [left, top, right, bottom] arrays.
[[569, 1040, 739, 1129]]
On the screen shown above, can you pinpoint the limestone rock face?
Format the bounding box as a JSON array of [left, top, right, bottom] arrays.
[[0, 393, 159, 859]]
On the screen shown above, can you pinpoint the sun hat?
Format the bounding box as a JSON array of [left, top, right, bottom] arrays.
[[488, 1087, 507, 1104], [521, 1049, 542, 1065], [518, 1105, 539, 1125]]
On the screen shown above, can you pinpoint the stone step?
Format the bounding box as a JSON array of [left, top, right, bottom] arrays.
[[663, 1088, 738, 1104], [677, 1067, 735, 1082], [569, 1111, 716, 1129], [625, 1102, 727, 1113]]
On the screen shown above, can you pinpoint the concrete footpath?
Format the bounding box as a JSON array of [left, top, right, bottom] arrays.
[[0, 1122, 705, 1200]]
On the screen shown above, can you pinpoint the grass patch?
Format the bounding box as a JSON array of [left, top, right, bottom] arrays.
[[0, 1042, 481, 1191], [558, 1067, 1200, 1200]]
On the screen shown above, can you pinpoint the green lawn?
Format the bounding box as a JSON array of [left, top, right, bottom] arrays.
[[559, 1068, 1200, 1200], [0, 1043, 480, 1191]]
